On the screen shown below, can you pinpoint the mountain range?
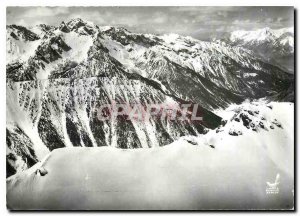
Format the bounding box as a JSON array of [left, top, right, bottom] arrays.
[[220, 27, 294, 73], [6, 18, 294, 177]]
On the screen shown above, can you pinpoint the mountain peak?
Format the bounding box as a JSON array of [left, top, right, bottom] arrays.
[[70, 17, 84, 22], [66, 18, 86, 28], [59, 18, 98, 35], [262, 27, 271, 33]]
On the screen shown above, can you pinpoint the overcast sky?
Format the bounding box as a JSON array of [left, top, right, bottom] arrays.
[[7, 6, 294, 40]]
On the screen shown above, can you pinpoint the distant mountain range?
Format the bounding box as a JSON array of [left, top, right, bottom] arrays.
[[220, 27, 294, 73]]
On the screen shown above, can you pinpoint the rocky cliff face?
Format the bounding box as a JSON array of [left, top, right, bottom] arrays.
[[6, 18, 294, 177]]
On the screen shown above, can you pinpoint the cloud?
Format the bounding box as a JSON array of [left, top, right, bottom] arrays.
[[6, 7, 294, 40], [232, 19, 251, 25], [152, 13, 168, 24], [12, 18, 46, 27], [14, 19, 27, 26], [66, 10, 106, 24], [22, 7, 70, 18], [265, 17, 274, 23]]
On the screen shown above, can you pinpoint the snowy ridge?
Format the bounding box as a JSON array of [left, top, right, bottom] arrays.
[[7, 101, 294, 209], [174, 100, 294, 177]]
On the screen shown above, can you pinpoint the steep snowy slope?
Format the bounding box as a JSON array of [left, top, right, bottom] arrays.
[[7, 75, 221, 176], [224, 27, 294, 73], [6, 25, 41, 64], [7, 101, 294, 210]]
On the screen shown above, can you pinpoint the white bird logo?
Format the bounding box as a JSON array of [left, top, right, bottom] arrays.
[[266, 173, 280, 189]]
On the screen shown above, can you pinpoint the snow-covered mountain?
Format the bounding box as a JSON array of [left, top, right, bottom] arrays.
[[223, 27, 294, 73], [6, 18, 294, 177], [7, 101, 294, 210], [230, 27, 293, 49]]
